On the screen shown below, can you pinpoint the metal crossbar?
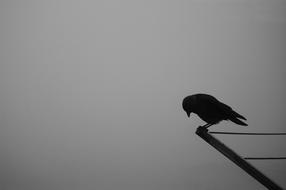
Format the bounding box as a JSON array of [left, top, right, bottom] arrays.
[[245, 157, 286, 160], [210, 131, 286, 135]]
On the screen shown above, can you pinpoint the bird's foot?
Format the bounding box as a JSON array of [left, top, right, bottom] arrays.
[[202, 123, 213, 129]]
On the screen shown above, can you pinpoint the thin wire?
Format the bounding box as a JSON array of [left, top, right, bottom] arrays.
[[209, 131, 286, 160], [209, 131, 286, 135], [245, 157, 286, 160]]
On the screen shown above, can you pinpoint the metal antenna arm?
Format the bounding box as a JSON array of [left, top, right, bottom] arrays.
[[196, 126, 283, 190]]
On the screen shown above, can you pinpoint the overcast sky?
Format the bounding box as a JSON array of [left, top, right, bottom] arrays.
[[0, 0, 286, 190]]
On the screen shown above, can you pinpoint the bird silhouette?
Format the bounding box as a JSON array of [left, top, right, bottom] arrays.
[[182, 93, 247, 128]]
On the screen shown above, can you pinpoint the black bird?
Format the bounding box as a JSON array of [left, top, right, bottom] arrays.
[[182, 93, 247, 128]]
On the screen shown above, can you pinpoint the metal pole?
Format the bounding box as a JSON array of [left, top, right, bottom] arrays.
[[196, 126, 283, 190]]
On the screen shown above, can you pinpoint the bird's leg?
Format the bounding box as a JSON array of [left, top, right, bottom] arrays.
[[202, 123, 213, 129]]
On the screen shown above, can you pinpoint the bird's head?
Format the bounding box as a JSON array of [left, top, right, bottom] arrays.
[[182, 95, 194, 117]]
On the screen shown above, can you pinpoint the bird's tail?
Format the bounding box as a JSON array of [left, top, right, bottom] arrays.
[[229, 117, 248, 126], [232, 111, 247, 120]]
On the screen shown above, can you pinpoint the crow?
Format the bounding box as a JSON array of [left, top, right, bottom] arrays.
[[182, 93, 247, 128]]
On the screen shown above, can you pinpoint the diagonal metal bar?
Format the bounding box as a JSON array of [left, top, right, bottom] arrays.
[[196, 126, 283, 190]]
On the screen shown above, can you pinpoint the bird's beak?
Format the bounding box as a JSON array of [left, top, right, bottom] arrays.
[[187, 112, 191, 117]]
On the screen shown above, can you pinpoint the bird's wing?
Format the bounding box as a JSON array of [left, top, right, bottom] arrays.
[[217, 101, 247, 120], [198, 95, 225, 113]]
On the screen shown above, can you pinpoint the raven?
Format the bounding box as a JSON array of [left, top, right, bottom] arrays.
[[182, 94, 247, 128]]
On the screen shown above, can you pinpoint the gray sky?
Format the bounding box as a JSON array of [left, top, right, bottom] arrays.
[[0, 0, 286, 189]]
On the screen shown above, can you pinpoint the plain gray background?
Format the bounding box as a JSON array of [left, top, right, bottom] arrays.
[[0, 0, 285, 189]]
